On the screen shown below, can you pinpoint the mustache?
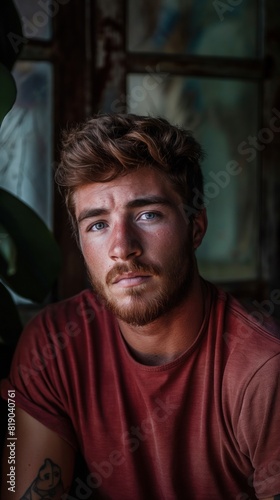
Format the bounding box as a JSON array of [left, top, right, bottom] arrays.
[[106, 261, 161, 285]]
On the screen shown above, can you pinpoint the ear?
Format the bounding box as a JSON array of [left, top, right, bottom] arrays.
[[192, 208, 207, 250]]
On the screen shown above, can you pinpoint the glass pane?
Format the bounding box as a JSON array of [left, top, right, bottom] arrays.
[[127, 74, 260, 282], [0, 61, 53, 228], [13, 0, 52, 40], [127, 0, 259, 58]]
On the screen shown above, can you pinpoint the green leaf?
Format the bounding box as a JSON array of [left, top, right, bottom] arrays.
[[0, 281, 22, 346], [0, 63, 17, 125], [0, 188, 61, 302]]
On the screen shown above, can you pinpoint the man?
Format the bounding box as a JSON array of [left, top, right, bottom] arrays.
[[1, 114, 280, 500]]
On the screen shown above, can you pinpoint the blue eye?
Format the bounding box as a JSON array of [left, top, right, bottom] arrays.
[[140, 212, 158, 220], [90, 221, 107, 231]]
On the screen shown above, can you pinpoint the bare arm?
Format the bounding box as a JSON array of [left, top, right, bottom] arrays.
[[1, 407, 75, 499]]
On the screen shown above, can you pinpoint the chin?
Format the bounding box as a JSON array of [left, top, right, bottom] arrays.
[[106, 289, 189, 326], [89, 257, 195, 326]]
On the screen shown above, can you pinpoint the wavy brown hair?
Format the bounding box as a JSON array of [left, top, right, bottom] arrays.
[[56, 113, 205, 234]]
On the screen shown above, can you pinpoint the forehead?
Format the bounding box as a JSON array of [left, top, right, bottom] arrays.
[[73, 167, 182, 214]]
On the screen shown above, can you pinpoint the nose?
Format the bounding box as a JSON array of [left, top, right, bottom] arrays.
[[108, 220, 143, 261]]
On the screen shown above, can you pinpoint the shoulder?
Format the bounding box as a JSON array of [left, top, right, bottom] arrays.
[[206, 281, 280, 353], [205, 283, 280, 425], [206, 281, 280, 396], [40, 288, 108, 324], [27, 288, 111, 329], [13, 289, 116, 363], [3, 289, 118, 398]]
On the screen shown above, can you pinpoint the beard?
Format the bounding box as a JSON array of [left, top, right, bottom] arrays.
[[86, 246, 195, 327]]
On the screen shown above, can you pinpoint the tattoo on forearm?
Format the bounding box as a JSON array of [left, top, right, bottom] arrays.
[[20, 458, 65, 500]]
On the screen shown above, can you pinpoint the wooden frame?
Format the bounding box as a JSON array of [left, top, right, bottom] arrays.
[[17, 0, 280, 308]]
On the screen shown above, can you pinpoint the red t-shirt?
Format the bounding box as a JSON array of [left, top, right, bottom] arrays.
[[1, 281, 280, 499]]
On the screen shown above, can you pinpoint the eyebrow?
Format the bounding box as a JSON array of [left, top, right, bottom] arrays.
[[77, 196, 172, 224]]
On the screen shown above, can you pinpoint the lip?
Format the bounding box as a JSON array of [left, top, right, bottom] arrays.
[[112, 272, 152, 286]]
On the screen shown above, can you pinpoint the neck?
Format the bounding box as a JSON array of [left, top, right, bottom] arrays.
[[118, 275, 206, 366]]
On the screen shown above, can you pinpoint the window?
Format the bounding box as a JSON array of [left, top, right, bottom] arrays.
[[2, 0, 279, 302], [94, 0, 267, 291]]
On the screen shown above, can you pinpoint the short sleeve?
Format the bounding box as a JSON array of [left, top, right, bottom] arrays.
[[236, 354, 280, 498], [1, 310, 79, 451]]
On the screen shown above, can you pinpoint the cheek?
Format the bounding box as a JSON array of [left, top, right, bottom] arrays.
[[154, 225, 190, 253], [84, 249, 101, 270], [81, 242, 109, 281], [79, 238, 98, 268]]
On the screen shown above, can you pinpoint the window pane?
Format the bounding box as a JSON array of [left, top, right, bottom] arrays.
[[127, 0, 259, 58], [13, 0, 52, 40], [127, 74, 260, 282], [0, 61, 53, 228]]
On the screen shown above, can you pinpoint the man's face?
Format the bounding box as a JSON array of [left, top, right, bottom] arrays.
[[74, 167, 206, 326]]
